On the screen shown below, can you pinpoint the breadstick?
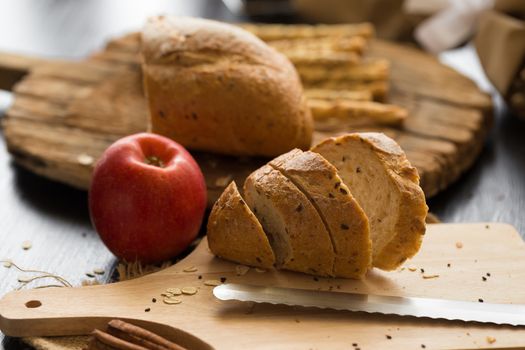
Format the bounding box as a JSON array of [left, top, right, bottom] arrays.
[[304, 89, 372, 101], [287, 51, 361, 67], [308, 99, 406, 126], [240, 23, 374, 41], [305, 80, 389, 101], [298, 59, 389, 82], [269, 36, 367, 55]]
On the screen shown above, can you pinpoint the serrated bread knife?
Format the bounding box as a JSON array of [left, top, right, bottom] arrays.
[[213, 283, 525, 326]]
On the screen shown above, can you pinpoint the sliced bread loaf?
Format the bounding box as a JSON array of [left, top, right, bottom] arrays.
[[269, 149, 372, 278], [244, 165, 335, 276], [207, 181, 275, 269], [312, 132, 427, 270]]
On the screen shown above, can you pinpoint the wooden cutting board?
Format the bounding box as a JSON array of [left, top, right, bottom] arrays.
[[0, 223, 524, 349], [0, 36, 492, 206]]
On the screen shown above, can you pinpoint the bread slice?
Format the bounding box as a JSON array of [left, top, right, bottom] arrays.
[[207, 181, 275, 269], [312, 132, 427, 270], [244, 165, 335, 276], [270, 149, 371, 278]]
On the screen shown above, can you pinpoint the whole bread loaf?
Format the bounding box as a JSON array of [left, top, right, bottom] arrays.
[[141, 16, 313, 156]]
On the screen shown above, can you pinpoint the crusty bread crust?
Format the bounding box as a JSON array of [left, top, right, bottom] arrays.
[[141, 16, 313, 156], [207, 181, 275, 269], [270, 149, 371, 278], [312, 132, 428, 270], [244, 165, 335, 276]]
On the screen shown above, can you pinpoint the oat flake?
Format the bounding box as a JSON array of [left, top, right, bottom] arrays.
[[204, 279, 221, 286], [163, 298, 182, 305], [182, 286, 198, 295]]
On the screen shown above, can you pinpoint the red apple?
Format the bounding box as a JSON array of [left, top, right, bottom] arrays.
[[89, 132, 207, 263]]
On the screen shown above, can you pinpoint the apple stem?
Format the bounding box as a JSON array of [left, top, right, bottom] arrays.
[[145, 156, 164, 168]]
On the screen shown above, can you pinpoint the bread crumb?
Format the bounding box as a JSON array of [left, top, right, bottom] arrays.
[[2, 260, 12, 268], [236, 265, 250, 276], [408, 267, 417, 272], [183, 266, 198, 272], [422, 274, 440, 279], [215, 175, 232, 187], [77, 154, 94, 166], [486, 336, 496, 344], [456, 242, 463, 249]]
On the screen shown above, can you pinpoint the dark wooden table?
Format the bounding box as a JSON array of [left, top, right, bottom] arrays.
[[0, 1, 524, 348]]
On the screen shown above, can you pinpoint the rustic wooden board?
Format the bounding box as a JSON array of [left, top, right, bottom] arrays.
[[0, 36, 492, 206], [0, 223, 524, 349]]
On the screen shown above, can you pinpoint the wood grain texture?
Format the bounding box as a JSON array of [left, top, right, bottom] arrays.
[[0, 35, 492, 205], [0, 223, 524, 349]]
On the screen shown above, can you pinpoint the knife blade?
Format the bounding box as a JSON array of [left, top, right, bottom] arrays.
[[213, 283, 525, 326]]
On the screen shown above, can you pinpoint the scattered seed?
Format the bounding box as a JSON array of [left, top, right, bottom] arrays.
[[456, 242, 463, 249], [204, 279, 221, 286], [163, 297, 182, 305], [166, 288, 182, 296], [85, 273, 95, 278], [485, 225, 490, 229], [255, 268, 265, 274], [182, 286, 198, 295], [21, 241, 32, 250], [421, 345, 426, 349], [486, 272, 491, 277], [160, 292, 173, 297], [236, 265, 250, 276], [93, 268, 105, 275], [423, 274, 439, 279], [482, 276, 487, 281], [479, 298, 484, 303], [77, 154, 94, 166], [486, 336, 496, 344], [183, 266, 198, 273], [447, 263, 451, 267], [420, 268, 425, 273], [408, 267, 417, 272], [386, 335, 392, 339], [144, 308, 151, 312], [198, 275, 202, 279], [295, 319, 300, 323], [352, 343, 358, 347], [3, 260, 12, 268], [220, 277, 227, 282]]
